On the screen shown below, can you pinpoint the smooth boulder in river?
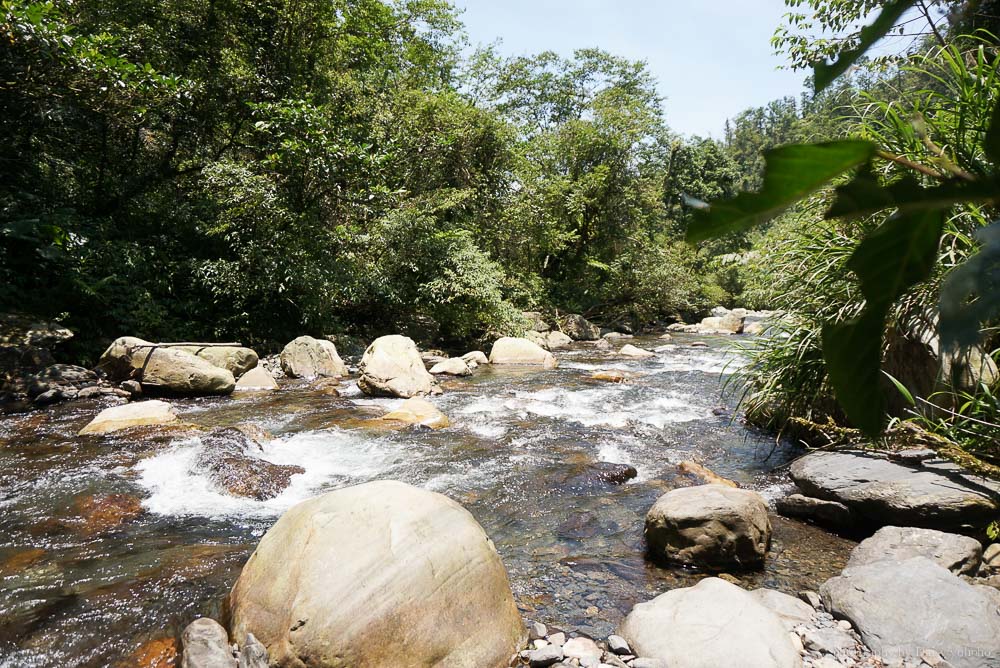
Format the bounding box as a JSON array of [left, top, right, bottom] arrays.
[[488, 337, 558, 368], [279, 336, 347, 379], [229, 480, 524, 668], [645, 484, 771, 569], [619, 577, 802, 668], [358, 335, 439, 397], [98, 336, 235, 395]]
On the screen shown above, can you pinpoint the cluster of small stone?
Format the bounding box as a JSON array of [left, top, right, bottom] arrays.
[[519, 622, 647, 668]]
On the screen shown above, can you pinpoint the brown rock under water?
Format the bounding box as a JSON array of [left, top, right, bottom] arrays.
[[72, 493, 145, 537], [677, 460, 739, 488]]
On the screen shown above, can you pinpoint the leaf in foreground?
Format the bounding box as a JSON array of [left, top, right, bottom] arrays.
[[686, 141, 876, 243], [822, 209, 945, 435], [813, 0, 916, 93]]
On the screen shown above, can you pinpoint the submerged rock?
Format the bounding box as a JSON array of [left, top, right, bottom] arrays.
[[79, 399, 179, 436], [71, 493, 145, 537], [619, 344, 654, 358], [677, 460, 738, 487], [645, 484, 771, 569], [821, 556, 1000, 667], [489, 337, 558, 368], [587, 461, 638, 485], [590, 369, 633, 383], [98, 337, 235, 396], [619, 578, 802, 668], [197, 430, 304, 500], [228, 480, 524, 668], [373, 397, 450, 430], [789, 449, 1000, 532], [845, 525, 983, 576], [358, 335, 440, 398], [279, 336, 347, 379]]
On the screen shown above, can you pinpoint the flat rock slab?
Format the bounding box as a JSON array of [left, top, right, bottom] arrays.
[[789, 450, 1000, 532], [846, 525, 983, 576], [821, 556, 1000, 668]]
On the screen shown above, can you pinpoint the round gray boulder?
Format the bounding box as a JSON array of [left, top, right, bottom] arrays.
[[645, 484, 772, 569]]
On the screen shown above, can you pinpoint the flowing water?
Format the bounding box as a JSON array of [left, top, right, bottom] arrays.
[[0, 334, 855, 667]]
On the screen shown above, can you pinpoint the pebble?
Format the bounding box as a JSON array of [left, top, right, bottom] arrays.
[[528, 644, 563, 667], [606, 634, 630, 655], [529, 621, 548, 640], [799, 590, 823, 609]]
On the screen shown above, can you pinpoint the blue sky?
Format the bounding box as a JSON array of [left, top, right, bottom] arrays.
[[454, 0, 810, 138]]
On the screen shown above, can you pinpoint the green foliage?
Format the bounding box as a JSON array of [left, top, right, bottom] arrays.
[[722, 4, 1000, 441]]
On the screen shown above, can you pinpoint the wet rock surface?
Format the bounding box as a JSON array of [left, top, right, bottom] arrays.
[[196, 429, 304, 500]]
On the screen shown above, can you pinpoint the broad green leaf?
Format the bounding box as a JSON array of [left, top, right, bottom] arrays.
[[829, 175, 999, 220], [813, 0, 917, 92], [848, 208, 945, 304], [940, 221, 1000, 350], [822, 208, 945, 435], [822, 309, 887, 436], [986, 97, 1000, 166], [687, 141, 876, 243]]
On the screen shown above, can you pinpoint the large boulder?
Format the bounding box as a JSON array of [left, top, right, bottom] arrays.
[[79, 400, 179, 436], [488, 337, 558, 368], [845, 525, 983, 576], [279, 336, 347, 379], [560, 314, 600, 341], [619, 578, 802, 668], [645, 484, 771, 569], [789, 450, 1000, 532], [358, 335, 439, 398], [698, 313, 745, 334], [228, 481, 524, 668], [176, 346, 259, 379], [821, 556, 1000, 667], [97, 337, 235, 395], [543, 330, 573, 350]]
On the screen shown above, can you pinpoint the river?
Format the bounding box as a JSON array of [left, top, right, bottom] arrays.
[[0, 333, 855, 666]]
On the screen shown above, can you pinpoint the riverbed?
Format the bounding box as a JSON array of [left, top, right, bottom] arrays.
[[0, 334, 855, 667]]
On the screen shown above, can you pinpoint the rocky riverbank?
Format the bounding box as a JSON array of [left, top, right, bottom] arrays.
[[3, 308, 998, 668]]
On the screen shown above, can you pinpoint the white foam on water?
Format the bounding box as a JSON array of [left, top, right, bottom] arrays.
[[136, 429, 406, 519]]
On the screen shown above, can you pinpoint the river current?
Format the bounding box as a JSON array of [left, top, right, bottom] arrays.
[[0, 334, 855, 666]]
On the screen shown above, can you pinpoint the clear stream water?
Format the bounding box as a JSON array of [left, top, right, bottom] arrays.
[[0, 334, 855, 667]]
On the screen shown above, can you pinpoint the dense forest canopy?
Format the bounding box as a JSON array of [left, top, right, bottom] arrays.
[[2, 0, 998, 457]]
